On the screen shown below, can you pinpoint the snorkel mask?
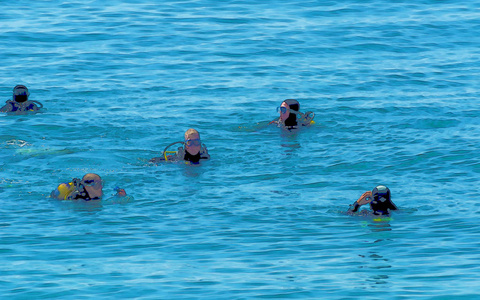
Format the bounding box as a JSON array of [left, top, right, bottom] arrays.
[[370, 185, 396, 215], [13, 85, 30, 103]]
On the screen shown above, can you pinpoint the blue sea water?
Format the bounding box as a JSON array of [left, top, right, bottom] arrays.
[[1, 0, 480, 298]]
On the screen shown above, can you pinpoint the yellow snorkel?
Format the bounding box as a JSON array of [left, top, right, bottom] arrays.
[[162, 141, 185, 161]]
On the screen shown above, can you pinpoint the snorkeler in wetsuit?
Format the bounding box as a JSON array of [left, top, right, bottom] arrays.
[[51, 173, 106, 201], [348, 185, 398, 216], [270, 99, 314, 129], [150, 128, 210, 164], [0, 85, 43, 113]]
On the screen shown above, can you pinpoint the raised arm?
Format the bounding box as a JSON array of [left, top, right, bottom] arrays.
[[349, 191, 373, 212]]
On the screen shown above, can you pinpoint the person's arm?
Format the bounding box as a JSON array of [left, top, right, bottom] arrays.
[[30, 100, 43, 110], [200, 145, 210, 160], [348, 191, 372, 212], [150, 153, 178, 164], [102, 187, 133, 204], [26, 102, 39, 111], [149, 156, 165, 163], [300, 111, 315, 126], [0, 101, 13, 112], [268, 117, 281, 125]]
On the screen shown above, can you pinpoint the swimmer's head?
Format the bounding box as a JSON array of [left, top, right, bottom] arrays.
[[13, 85, 30, 103], [81, 173, 103, 199], [370, 185, 397, 215], [279, 99, 300, 127], [184, 128, 201, 156]]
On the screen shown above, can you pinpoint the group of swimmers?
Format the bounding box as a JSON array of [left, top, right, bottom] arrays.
[[3, 85, 397, 216]]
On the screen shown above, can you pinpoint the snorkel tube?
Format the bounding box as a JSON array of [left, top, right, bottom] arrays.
[[162, 141, 185, 161]]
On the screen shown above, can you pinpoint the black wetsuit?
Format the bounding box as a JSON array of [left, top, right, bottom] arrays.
[[68, 184, 99, 201], [184, 151, 201, 164]]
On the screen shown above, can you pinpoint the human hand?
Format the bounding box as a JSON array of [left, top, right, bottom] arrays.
[[356, 191, 373, 206], [72, 178, 86, 192], [114, 187, 126, 197]]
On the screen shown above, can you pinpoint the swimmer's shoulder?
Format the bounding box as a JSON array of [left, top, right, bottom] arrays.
[[200, 145, 210, 160], [0, 100, 14, 112]]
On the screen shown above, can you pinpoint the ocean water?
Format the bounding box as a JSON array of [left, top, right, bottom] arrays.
[[1, 0, 480, 298]]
